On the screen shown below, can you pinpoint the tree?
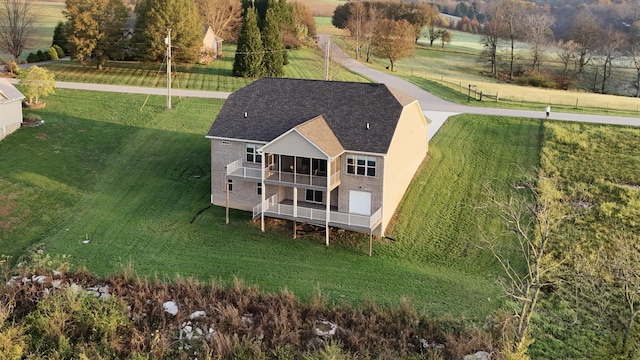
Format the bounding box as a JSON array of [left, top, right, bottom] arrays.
[[0, 0, 38, 61], [261, 7, 284, 77], [482, 179, 566, 355], [289, 1, 315, 39], [133, 0, 203, 63], [372, 19, 415, 72], [597, 27, 625, 93], [18, 65, 55, 105], [495, 0, 531, 80], [51, 21, 69, 55], [233, 7, 263, 77], [344, 1, 367, 60], [63, 0, 128, 69], [522, 12, 555, 72], [195, 0, 242, 42], [631, 43, 640, 97], [439, 29, 452, 48], [569, 10, 601, 81], [424, 3, 441, 46], [363, 4, 380, 62], [557, 40, 579, 75], [481, 2, 503, 77]]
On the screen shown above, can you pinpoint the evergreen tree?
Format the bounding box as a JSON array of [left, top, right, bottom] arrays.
[[51, 21, 69, 55], [133, 0, 203, 63], [233, 7, 263, 77], [261, 8, 284, 76]]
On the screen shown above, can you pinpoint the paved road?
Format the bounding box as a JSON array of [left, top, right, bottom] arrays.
[[9, 45, 639, 138], [317, 34, 640, 138], [6, 77, 230, 99]]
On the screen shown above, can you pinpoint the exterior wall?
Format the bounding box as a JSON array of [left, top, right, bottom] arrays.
[[210, 138, 263, 211], [0, 101, 22, 140], [381, 101, 429, 235], [336, 153, 384, 216]]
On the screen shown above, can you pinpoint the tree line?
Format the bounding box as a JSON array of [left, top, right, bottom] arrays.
[[332, 1, 449, 71], [0, 0, 315, 74]]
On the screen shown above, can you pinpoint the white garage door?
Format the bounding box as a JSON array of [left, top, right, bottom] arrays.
[[349, 190, 371, 216]]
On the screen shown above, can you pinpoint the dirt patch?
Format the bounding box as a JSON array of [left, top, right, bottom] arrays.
[[35, 133, 49, 140]]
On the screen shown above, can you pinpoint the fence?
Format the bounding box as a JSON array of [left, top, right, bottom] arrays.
[[397, 68, 640, 114]]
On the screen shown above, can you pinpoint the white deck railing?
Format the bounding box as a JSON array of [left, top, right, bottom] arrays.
[[253, 195, 382, 230], [226, 159, 261, 179]]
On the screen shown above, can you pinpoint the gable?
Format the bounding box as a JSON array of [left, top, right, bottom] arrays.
[[0, 78, 24, 103], [261, 130, 327, 158]]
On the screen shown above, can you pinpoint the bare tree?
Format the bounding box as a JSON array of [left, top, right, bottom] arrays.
[[569, 9, 601, 81], [557, 40, 579, 75], [481, 1, 504, 77], [631, 43, 640, 98], [363, 4, 379, 62], [195, 0, 242, 42], [495, 0, 532, 80], [596, 27, 625, 93], [481, 179, 566, 354], [372, 18, 415, 72], [0, 0, 38, 61], [424, 3, 441, 46], [344, 1, 367, 60], [522, 12, 555, 72]]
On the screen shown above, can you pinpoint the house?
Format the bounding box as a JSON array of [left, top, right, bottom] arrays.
[[206, 78, 431, 250], [202, 26, 223, 57], [0, 78, 25, 141]]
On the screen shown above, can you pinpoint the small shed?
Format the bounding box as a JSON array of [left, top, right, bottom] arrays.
[[0, 78, 25, 140]]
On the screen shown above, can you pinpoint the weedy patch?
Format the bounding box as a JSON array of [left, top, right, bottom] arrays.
[[1, 269, 503, 359]]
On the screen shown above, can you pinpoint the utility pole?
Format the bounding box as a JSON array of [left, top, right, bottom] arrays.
[[324, 38, 331, 81], [165, 29, 172, 110]]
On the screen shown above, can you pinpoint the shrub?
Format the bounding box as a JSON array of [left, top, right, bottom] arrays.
[[26, 53, 38, 63], [48, 47, 59, 60], [53, 45, 65, 58], [515, 71, 556, 89], [23, 113, 42, 122], [35, 50, 50, 62], [4, 61, 19, 75]]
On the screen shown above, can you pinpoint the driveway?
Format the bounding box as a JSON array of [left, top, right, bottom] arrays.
[[317, 34, 640, 138]]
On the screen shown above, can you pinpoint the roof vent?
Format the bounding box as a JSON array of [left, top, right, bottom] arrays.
[[244, 112, 248, 118], [366, 122, 370, 130]]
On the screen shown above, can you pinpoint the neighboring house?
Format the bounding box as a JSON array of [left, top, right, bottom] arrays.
[[206, 78, 431, 247], [0, 78, 25, 141], [202, 26, 223, 59]]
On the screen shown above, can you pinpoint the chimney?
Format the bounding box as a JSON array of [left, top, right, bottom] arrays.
[[244, 112, 248, 118]]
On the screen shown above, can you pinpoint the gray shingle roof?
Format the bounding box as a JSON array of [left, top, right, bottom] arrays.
[[206, 78, 415, 154]]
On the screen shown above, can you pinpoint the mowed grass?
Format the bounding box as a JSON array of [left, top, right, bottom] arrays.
[[43, 44, 369, 92], [0, 90, 543, 318], [0, 0, 65, 61]]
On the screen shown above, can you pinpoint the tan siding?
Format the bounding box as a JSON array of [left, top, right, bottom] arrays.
[[337, 154, 384, 217], [382, 101, 429, 235], [0, 102, 22, 140]]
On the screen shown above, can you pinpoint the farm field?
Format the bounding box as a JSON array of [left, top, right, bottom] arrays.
[[0, 89, 545, 319]]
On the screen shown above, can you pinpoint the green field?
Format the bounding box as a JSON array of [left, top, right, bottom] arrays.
[[40, 44, 368, 92], [0, 89, 546, 319]]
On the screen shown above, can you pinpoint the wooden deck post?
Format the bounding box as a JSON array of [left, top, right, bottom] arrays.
[[369, 231, 372, 257], [293, 220, 297, 239]]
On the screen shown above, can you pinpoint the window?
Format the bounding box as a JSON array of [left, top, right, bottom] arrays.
[[305, 189, 323, 203], [227, 179, 233, 192], [256, 183, 262, 195], [246, 144, 262, 163], [346, 155, 376, 177]]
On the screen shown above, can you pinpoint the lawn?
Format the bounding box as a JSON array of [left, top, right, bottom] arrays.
[[41, 44, 369, 92], [0, 89, 544, 319]]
